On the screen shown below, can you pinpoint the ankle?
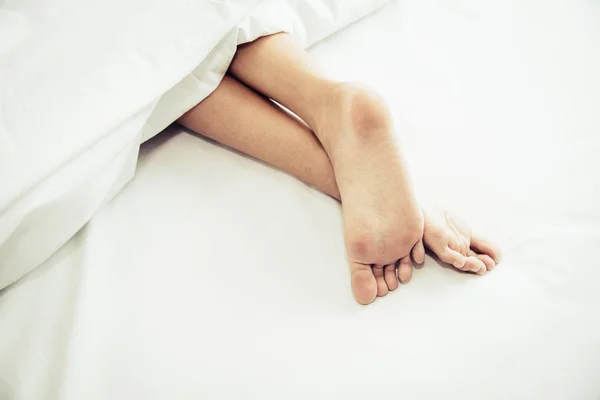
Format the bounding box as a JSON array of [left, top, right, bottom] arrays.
[[302, 79, 342, 129], [314, 82, 393, 160]]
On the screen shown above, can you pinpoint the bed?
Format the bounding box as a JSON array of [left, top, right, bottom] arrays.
[[1, 0, 600, 399]]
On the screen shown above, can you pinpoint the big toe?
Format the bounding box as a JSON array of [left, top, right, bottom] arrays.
[[350, 262, 378, 305]]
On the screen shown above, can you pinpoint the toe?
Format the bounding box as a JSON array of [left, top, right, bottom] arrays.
[[440, 247, 467, 270], [469, 250, 496, 271], [448, 239, 467, 256], [463, 256, 487, 275], [349, 261, 377, 305], [398, 256, 413, 283], [411, 239, 425, 264], [471, 235, 502, 264], [384, 264, 398, 291], [372, 264, 389, 297]]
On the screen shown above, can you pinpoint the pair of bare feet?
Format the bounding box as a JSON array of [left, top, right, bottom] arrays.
[[179, 32, 500, 305], [311, 82, 501, 305]]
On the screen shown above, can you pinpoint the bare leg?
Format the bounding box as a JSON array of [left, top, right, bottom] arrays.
[[179, 75, 339, 200], [229, 33, 426, 305], [178, 76, 501, 304]]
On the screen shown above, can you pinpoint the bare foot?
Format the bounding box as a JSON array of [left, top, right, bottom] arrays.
[[420, 208, 501, 275], [314, 82, 423, 305]]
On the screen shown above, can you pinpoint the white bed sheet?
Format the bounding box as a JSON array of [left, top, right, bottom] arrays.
[[1, 0, 600, 399]]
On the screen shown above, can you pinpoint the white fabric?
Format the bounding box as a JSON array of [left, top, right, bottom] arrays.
[[2, 0, 600, 399], [0, 0, 388, 289]]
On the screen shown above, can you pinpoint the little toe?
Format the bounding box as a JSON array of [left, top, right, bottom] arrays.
[[411, 239, 425, 264], [398, 256, 413, 283], [384, 264, 398, 291], [463, 256, 487, 275], [349, 261, 378, 305], [373, 264, 389, 297], [471, 235, 502, 264]]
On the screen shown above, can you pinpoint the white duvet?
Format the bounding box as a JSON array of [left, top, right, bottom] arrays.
[[0, 0, 389, 289]]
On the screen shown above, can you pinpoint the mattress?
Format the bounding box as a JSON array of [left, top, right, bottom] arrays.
[[1, 0, 600, 399]]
